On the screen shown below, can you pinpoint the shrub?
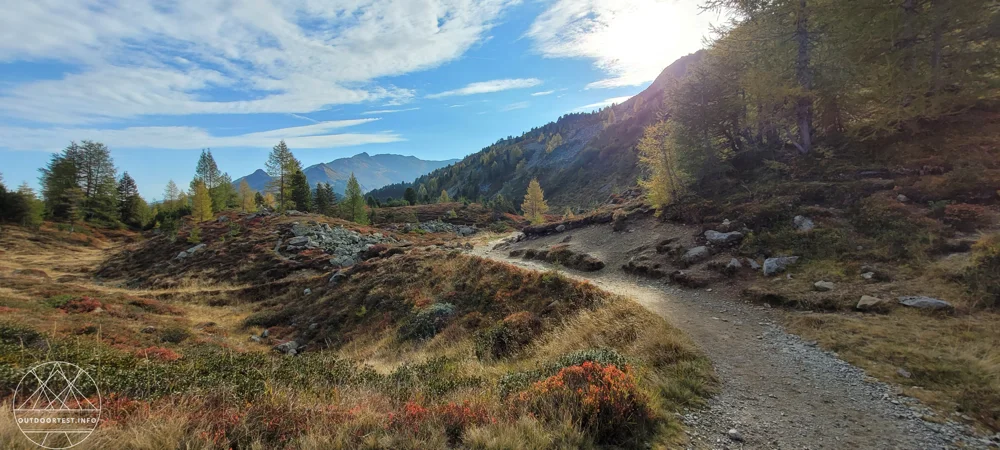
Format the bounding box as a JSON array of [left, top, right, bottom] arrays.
[[136, 346, 182, 362], [398, 302, 455, 341], [515, 361, 654, 446], [853, 195, 937, 260], [159, 326, 191, 344], [943, 203, 992, 232], [556, 348, 628, 369], [61, 296, 102, 313], [436, 400, 494, 444], [965, 234, 1000, 309], [187, 226, 202, 244], [474, 312, 541, 360], [44, 294, 75, 309]]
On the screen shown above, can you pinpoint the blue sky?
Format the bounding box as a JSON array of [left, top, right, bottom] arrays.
[[0, 0, 716, 200]]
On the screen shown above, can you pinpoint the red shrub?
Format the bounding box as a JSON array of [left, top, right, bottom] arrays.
[[100, 394, 151, 428], [136, 346, 182, 362], [516, 362, 654, 445], [943, 203, 992, 231], [436, 400, 494, 444], [61, 296, 103, 313]]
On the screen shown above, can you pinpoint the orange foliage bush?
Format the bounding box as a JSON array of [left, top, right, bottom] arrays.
[[943, 203, 992, 231], [516, 361, 654, 445], [61, 296, 102, 313], [136, 346, 182, 362]]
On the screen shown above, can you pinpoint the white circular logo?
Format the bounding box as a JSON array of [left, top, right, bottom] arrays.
[[12, 362, 101, 449]]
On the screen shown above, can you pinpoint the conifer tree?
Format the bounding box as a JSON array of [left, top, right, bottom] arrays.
[[289, 170, 312, 212], [404, 187, 417, 205], [191, 180, 213, 222], [264, 140, 301, 211], [521, 178, 549, 224], [239, 180, 256, 212], [438, 190, 451, 203], [116, 172, 143, 227], [342, 173, 368, 225], [417, 184, 429, 204], [163, 180, 180, 211]]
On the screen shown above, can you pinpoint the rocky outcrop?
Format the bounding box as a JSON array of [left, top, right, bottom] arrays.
[[898, 296, 954, 312], [857, 295, 891, 312], [285, 222, 398, 268], [763, 256, 799, 276], [794, 215, 815, 232], [704, 230, 744, 246], [174, 243, 207, 260], [510, 244, 605, 272]]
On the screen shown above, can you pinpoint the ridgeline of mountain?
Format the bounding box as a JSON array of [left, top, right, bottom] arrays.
[[368, 51, 703, 207], [235, 153, 459, 195]]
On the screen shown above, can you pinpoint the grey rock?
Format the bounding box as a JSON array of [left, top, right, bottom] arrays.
[[309, 322, 319, 331], [747, 258, 762, 270], [704, 230, 744, 245], [897, 368, 912, 378], [857, 295, 890, 311], [187, 243, 206, 253], [897, 194, 910, 203], [763, 256, 800, 276], [176, 251, 189, 259], [727, 258, 742, 270], [261, 329, 270, 338], [287, 236, 310, 246], [555, 224, 567, 232], [286, 210, 303, 216], [303, 288, 311, 296], [217, 215, 230, 223], [141, 326, 157, 334], [274, 340, 299, 355], [861, 271, 875, 280], [249, 335, 262, 343], [456, 226, 477, 237], [794, 215, 815, 232], [898, 296, 954, 311], [682, 246, 711, 264], [727, 429, 743, 442], [330, 255, 355, 268], [328, 271, 348, 286], [813, 280, 835, 292]]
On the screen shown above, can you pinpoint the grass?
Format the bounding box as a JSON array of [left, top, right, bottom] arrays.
[[0, 219, 715, 449]]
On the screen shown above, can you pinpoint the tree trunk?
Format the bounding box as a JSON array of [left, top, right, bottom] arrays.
[[795, 0, 813, 154], [929, 0, 944, 95]]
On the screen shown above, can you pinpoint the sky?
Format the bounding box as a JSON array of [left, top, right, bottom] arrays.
[[0, 0, 718, 200]]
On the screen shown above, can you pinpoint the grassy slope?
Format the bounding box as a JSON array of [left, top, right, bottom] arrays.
[[0, 219, 714, 449]]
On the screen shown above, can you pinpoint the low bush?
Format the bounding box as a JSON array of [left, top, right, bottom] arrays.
[[61, 296, 102, 313], [965, 234, 1000, 309], [943, 203, 992, 232], [515, 361, 654, 446], [852, 195, 938, 260], [398, 302, 456, 341], [474, 312, 541, 360], [159, 326, 191, 344]]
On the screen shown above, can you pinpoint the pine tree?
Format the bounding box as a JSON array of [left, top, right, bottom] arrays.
[[289, 170, 312, 212], [191, 180, 213, 222], [116, 172, 143, 227], [264, 140, 301, 211], [254, 191, 265, 209], [212, 173, 238, 211], [65, 141, 118, 222], [39, 152, 79, 221], [521, 178, 549, 224], [313, 182, 337, 216], [239, 180, 256, 212], [404, 187, 417, 205], [342, 173, 368, 225], [439, 190, 451, 203]]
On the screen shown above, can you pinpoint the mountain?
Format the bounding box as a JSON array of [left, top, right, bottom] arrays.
[[235, 153, 459, 195], [368, 51, 704, 208]]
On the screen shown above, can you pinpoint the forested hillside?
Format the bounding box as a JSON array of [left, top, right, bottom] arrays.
[[368, 53, 704, 209]]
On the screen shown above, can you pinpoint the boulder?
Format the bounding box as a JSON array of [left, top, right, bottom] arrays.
[[857, 295, 890, 312], [287, 236, 310, 246], [793, 215, 815, 232], [682, 246, 711, 265], [555, 224, 567, 233], [274, 340, 300, 356], [897, 194, 909, 203], [763, 256, 799, 276], [303, 288, 311, 296], [704, 230, 744, 246], [249, 335, 262, 343], [813, 281, 835, 292], [747, 258, 762, 270], [456, 226, 477, 237], [329, 255, 355, 268], [328, 271, 348, 286], [187, 243, 207, 253], [898, 296, 954, 312], [727, 258, 742, 271]]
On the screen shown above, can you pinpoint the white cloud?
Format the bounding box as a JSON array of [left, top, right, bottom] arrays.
[[0, 0, 521, 124], [531, 90, 555, 96], [362, 108, 421, 115], [500, 101, 530, 112], [427, 78, 542, 99], [572, 96, 632, 112], [0, 119, 402, 151], [526, 0, 715, 89]]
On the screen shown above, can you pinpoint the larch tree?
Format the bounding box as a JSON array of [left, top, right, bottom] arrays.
[[264, 140, 301, 211], [438, 190, 451, 203], [238, 180, 256, 212], [163, 180, 180, 211], [190, 180, 213, 222], [342, 173, 368, 225], [521, 178, 549, 224]]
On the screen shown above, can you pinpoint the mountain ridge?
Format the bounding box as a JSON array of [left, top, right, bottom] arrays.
[[234, 153, 459, 195]]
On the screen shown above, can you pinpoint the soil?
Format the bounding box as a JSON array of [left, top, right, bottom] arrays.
[[473, 219, 997, 449]]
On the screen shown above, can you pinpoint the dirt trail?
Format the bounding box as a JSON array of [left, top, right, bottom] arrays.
[[474, 231, 991, 450]]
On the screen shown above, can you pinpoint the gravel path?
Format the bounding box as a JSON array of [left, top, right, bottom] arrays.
[[474, 235, 997, 450]]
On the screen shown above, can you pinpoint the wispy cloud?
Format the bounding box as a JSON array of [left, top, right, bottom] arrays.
[[531, 90, 555, 96], [0, 119, 401, 151], [572, 96, 632, 112], [0, 0, 520, 124], [500, 101, 530, 112], [362, 107, 421, 115], [526, 0, 715, 89], [289, 114, 318, 123], [427, 78, 542, 99]]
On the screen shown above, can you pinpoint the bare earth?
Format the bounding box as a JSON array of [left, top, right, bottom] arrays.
[[473, 221, 994, 450]]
